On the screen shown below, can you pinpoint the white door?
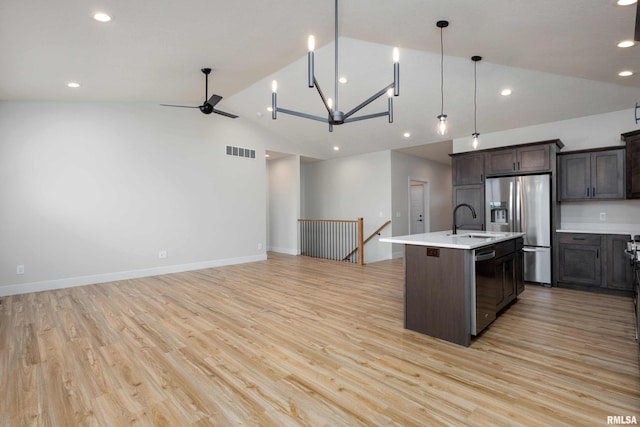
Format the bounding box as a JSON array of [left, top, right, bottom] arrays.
[[410, 182, 425, 234]]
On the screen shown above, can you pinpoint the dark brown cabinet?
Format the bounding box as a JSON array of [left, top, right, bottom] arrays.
[[558, 148, 625, 201], [452, 185, 485, 230], [452, 152, 484, 186], [495, 253, 516, 311], [493, 238, 522, 312], [558, 233, 602, 288], [486, 144, 551, 175], [515, 238, 525, 295], [621, 130, 640, 199], [558, 232, 633, 295], [451, 152, 485, 231], [604, 234, 634, 291]]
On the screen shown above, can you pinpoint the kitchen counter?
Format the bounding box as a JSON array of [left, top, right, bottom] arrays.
[[557, 223, 640, 237], [380, 231, 525, 346], [380, 230, 526, 249]]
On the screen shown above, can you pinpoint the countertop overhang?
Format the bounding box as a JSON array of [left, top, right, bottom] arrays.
[[380, 230, 525, 250]]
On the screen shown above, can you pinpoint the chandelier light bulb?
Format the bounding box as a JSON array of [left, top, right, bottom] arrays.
[[308, 35, 315, 52], [327, 98, 333, 110], [271, 80, 278, 93], [393, 47, 400, 63]]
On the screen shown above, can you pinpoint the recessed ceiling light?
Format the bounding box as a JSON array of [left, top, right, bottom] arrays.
[[403, 132, 411, 138], [619, 70, 634, 77], [333, 146, 340, 151], [67, 82, 80, 88], [501, 88, 512, 96], [617, 0, 637, 5], [93, 12, 112, 22], [617, 40, 636, 48], [267, 107, 273, 112], [338, 76, 348, 84]]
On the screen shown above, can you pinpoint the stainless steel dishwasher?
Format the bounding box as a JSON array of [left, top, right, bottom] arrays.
[[473, 246, 497, 335]]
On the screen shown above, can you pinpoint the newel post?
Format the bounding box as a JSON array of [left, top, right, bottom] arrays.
[[357, 217, 364, 265]]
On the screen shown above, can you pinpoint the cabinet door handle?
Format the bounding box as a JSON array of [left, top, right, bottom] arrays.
[[592, 187, 595, 198], [517, 161, 520, 170], [513, 162, 516, 171], [573, 237, 586, 240], [480, 173, 483, 183], [586, 187, 590, 197], [596, 249, 599, 259]]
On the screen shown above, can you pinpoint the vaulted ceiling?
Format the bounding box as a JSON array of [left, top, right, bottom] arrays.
[[2, 0, 639, 162]]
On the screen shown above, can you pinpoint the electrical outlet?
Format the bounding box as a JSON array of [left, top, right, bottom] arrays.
[[16, 265, 24, 275], [257, 243, 263, 250], [158, 250, 167, 259], [599, 212, 606, 221]]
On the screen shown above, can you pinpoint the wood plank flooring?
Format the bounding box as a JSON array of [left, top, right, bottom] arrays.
[[0, 252, 638, 426]]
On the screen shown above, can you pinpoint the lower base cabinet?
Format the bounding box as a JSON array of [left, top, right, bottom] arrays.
[[557, 232, 633, 295]]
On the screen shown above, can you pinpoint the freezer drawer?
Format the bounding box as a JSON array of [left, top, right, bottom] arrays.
[[523, 246, 551, 284]]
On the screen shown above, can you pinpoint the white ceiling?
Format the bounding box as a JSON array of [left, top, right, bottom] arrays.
[[2, 0, 639, 163]]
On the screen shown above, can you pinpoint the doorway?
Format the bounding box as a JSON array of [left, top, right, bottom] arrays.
[[409, 180, 429, 234]]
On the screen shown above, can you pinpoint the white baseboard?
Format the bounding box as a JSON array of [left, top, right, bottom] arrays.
[[0, 254, 267, 297], [267, 246, 299, 255]]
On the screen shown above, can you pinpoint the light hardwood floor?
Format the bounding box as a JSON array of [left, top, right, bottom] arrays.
[[1, 252, 638, 426]]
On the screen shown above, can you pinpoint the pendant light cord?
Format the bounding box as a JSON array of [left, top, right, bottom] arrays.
[[440, 26, 445, 116], [473, 59, 477, 134]]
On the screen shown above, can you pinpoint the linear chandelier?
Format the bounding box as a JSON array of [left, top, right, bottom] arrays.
[[271, 0, 400, 132]]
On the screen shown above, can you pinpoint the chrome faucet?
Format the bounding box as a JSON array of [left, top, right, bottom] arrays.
[[452, 203, 477, 235]]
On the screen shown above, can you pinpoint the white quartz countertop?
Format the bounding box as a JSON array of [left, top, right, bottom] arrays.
[[379, 230, 525, 250], [557, 223, 640, 237]]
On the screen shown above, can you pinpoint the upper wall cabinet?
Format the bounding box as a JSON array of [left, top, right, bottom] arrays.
[[486, 144, 551, 176], [452, 152, 484, 186], [558, 148, 626, 201], [621, 130, 640, 199]]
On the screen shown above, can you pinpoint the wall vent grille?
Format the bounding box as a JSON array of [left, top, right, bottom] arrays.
[[226, 145, 256, 159]]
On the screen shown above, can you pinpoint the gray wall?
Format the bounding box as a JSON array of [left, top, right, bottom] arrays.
[[301, 150, 393, 263], [0, 101, 274, 295], [267, 155, 300, 255]]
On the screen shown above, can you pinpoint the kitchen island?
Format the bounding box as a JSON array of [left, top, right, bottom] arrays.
[[380, 230, 525, 346]]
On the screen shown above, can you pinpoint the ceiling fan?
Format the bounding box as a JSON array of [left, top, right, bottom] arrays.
[[161, 68, 238, 118]]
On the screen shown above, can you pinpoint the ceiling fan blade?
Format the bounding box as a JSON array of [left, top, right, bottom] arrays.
[[160, 104, 200, 108], [635, 1, 639, 41], [207, 94, 223, 107], [212, 109, 239, 119]]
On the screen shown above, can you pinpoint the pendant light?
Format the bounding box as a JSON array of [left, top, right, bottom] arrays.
[[471, 55, 482, 149], [436, 20, 449, 136]]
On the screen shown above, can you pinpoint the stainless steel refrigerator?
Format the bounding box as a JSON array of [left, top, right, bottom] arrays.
[[485, 174, 551, 284]]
